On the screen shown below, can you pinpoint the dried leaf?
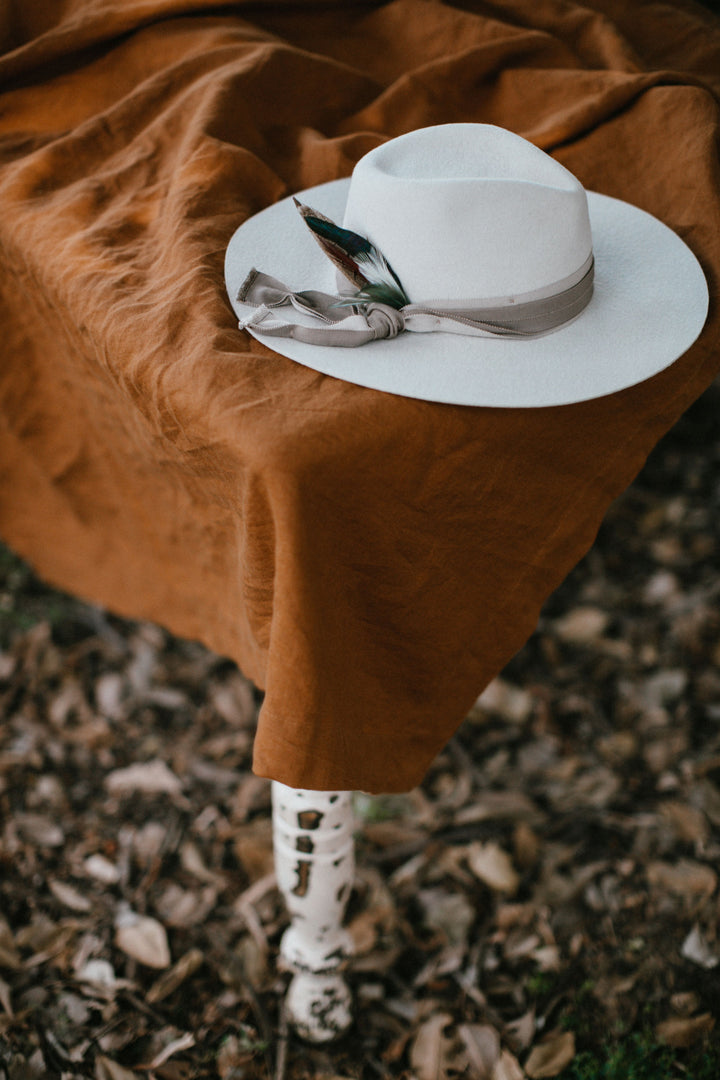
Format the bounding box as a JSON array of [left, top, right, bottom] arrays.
[[457, 1024, 501, 1078], [554, 606, 609, 644], [656, 1013, 715, 1047], [95, 1055, 137, 1080], [147, 948, 205, 1004], [565, 766, 620, 809], [476, 679, 534, 723], [525, 1031, 575, 1077], [49, 878, 92, 912], [531, 945, 561, 972], [681, 925, 719, 969], [18, 916, 74, 964], [145, 1031, 195, 1068], [84, 853, 121, 884], [16, 812, 64, 846], [348, 909, 381, 955], [641, 669, 688, 707], [48, 676, 87, 726], [0, 917, 21, 969], [647, 860, 717, 899], [209, 674, 256, 726], [115, 911, 171, 969], [492, 1049, 525, 1080], [513, 822, 541, 868], [596, 731, 638, 764], [503, 932, 541, 962], [94, 671, 127, 719], [413, 945, 464, 989], [105, 759, 183, 796], [466, 842, 520, 894], [419, 888, 475, 946], [659, 801, 709, 843], [0, 974, 13, 1016], [180, 840, 225, 885], [496, 903, 535, 931], [141, 686, 188, 710], [232, 818, 274, 882], [642, 569, 680, 605], [234, 933, 268, 986], [216, 1035, 255, 1077], [410, 1012, 453, 1080], [361, 819, 425, 847], [133, 820, 168, 863], [78, 958, 119, 989], [59, 990, 92, 1024], [691, 779, 720, 828], [0, 650, 15, 679], [155, 883, 218, 928], [670, 991, 700, 1016], [505, 1009, 536, 1052], [456, 791, 544, 826]]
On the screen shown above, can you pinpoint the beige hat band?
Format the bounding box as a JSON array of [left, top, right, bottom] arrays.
[[238, 253, 594, 348]]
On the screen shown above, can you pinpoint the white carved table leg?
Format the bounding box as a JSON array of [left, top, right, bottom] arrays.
[[271, 782, 355, 1042]]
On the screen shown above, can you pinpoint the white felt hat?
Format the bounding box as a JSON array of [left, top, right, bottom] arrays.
[[225, 124, 708, 407]]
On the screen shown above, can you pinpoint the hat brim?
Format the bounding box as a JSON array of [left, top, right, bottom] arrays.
[[225, 178, 708, 408]]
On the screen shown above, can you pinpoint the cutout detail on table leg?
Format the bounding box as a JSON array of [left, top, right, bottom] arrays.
[[271, 782, 355, 1042]]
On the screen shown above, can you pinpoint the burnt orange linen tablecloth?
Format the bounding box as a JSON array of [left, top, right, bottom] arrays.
[[0, 0, 718, 793]]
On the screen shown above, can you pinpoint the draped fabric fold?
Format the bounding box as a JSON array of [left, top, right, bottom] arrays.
[[0, 0, 718, 792]]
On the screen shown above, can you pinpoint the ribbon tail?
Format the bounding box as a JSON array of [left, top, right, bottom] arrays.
[[238, 269, 399, 346], [241, 304, 380, 347], [239, 269, 354, 318]]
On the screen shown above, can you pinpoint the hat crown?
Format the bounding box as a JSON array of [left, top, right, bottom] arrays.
[[342, 124, 592, 303]]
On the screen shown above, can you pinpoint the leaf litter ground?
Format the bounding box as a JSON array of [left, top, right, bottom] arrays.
[[0, 381, 719, 1079]]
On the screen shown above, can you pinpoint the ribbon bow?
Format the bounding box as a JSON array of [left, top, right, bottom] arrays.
[[237, 201, 594, 348]]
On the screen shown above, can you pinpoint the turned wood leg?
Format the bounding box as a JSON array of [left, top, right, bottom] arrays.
[[271, 781, 355, 1042]]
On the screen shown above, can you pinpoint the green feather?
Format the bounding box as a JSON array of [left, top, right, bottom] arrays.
[[294, 199, 409, 309]]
